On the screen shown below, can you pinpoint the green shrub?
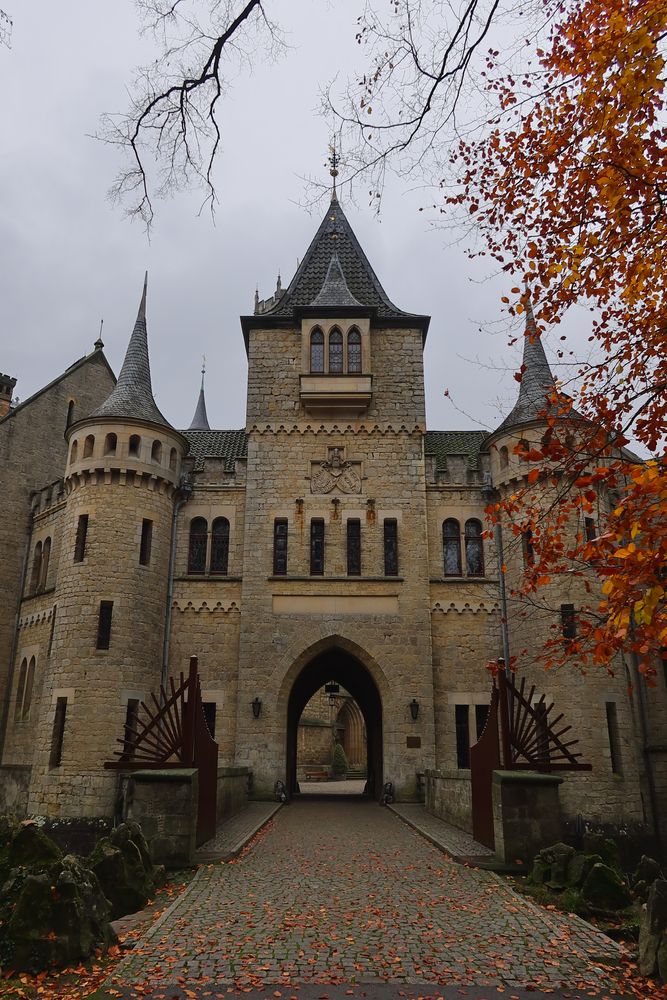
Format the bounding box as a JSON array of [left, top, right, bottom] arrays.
[[332, 742, 348, 776]]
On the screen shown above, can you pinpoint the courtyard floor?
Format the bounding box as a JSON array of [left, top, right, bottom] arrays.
[[91, 798, 638, 1000]]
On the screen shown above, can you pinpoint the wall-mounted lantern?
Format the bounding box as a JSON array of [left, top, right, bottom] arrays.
[[251, 697, 262, 719], [409, 698, 420, 721]]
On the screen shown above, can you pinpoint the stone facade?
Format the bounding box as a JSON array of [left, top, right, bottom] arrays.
[[0, 197, 665, 844]]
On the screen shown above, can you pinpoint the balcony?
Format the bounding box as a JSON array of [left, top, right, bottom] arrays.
[[300, 374, 372, 417]]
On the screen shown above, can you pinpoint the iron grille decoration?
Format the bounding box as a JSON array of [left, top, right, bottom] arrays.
[[497, 671, 591, 772], [104, 655, 218, 845]]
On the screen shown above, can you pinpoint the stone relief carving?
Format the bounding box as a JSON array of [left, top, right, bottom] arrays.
[[310, 447, 362, 495]]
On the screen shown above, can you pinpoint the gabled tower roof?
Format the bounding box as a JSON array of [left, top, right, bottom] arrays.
[[188, 365, 211, 431], [91, 274, 173, 429], [263, 194, 422, 321], [494, 301, 557, 435]]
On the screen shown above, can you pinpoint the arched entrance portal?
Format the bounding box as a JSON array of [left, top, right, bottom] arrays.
[[286, 646, 383, 800]]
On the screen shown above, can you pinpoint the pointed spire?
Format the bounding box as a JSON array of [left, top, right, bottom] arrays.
[[188, 356, 211, 431], [494, 295, 556, 433], [91, 274, 172, 428], [310, 253, 363, 308]]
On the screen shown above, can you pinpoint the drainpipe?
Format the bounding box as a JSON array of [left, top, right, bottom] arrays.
[[161, 476, 193, 694], [628, 615, 662, 851], [0, 502, 36, 762], [482, 480, 511, 669]]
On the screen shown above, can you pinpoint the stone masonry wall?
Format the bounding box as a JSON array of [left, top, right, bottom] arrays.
[[0, 350, 115, 749]]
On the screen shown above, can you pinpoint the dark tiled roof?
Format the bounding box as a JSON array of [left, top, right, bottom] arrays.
[[182, 429, 247, 471], [265, 194, 421, 320], [424, 430, 489, 471], [91, 276, 172, 429], [493, 302, 556, 435], [310, 254, 362, 308], [188, 383, 210, 431]]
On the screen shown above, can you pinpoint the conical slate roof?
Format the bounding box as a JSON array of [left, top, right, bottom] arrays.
[[91, 275, 172, 429], [188, 370, 211, 431], [494, 301, 557, 434], [264, 194, 418, 319]]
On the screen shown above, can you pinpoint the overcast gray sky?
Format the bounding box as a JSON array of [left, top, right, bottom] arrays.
[[0, 1, 593, 433]]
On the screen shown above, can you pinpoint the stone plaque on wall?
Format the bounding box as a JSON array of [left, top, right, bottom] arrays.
[[310, 446, 362, 494], [406, 736, 421, 749]]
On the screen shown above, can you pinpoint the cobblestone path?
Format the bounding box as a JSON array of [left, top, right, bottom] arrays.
[[109, 799, 624, 996]]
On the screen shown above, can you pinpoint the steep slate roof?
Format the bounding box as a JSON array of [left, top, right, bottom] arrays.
[[493, 301, 557, 435], [310, 254, 362, 308], [188, 374, 211, 431], [424, 430, 489, 471], [181, 429, 247, 471], [91, 275, 173, 430], [264, 194, 421, 320]]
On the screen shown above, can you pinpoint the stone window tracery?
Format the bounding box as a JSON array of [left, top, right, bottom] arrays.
[[347, 328, 362, 373], [464, 519, 484, 577], [310, 328, 324, 373], [210, 517, 230, 575], [329, 328, 343, 373], [442, 519, 461, 576], [188, 517, 208, 574]]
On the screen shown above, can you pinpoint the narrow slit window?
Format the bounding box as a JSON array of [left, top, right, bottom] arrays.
[[151, 440, 162, 464], [83, 434, 95, 459], [347, 518, 361, 576], [29, 542, 42, 595], [329, 328, 343, 373], [384, 519, 398, 576], [128, 434, 141, 457], [14, 659, 27, 722], [310, 519, 325, 576], [66, 400, 75, 428], [523, 529, 535, 566], [443, 519, 461, 576], [22, 656, 35, 720], [273, 519, 288, 576], [96, 600, 113, 650], [37, 537, 51, 593], [561, 603, 577, 641], [347, 328, 362, 373], [188, 517, 208, 574], [69, 440, 78, 464], [104, 432, 117, 456], [455, 705, 470, 768], [74, 514, 89, 562], [499, 445, 509, 469], [310, 328, 324, 373], [210, 517, 230, 575], [464, 519, 484, 576], [139, 518, 153, 566], [49, 697, 67, 768], [584, 517, 597, 541], [606, 702, 623, 774]]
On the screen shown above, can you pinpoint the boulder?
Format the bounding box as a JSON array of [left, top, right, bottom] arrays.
[[638, 878, 667, 978], [566, 852, 603, 890], [581, 833, 621, 872], [530, 842, 576, 890], [633, 855, 663, 901], [581, 862, 632, 912], [88, 822, 159, 919], [8, 824, 62, 869], [4, 854, 115, 971]]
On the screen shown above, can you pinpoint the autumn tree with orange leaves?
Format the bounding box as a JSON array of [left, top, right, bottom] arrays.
[[443, 0, 667, 679]]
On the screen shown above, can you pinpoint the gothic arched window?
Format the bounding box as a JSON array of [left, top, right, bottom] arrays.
[[443, 519, 461, 576], [329, 328, 343, 373], [188, 517, 208, 574], [347, 328, 362, 373], [210, 517, 230, 575], [83, 434, 95, 459], [310, 328, 324, 373], [30, 541, 42, 595], [104, 433, 117, 456], [38, 537, 51, 592], [465, 519, 484, 577]]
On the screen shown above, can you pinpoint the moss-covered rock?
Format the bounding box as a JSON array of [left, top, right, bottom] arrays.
[[530, 842, 575, 889], [581, 862, 632, 912], [633, 855, 663, 901], [88, 822, 160, 919], [8, 823, 62, 869], [566, 852, 603, 890], [2, 854, 115, 971], [581, 833, 621, 873]]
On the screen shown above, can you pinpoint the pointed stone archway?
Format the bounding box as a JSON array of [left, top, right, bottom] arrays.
[[285, 642, 383, 800]]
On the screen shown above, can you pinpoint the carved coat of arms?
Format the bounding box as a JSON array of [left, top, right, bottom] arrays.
[[311, 448, 362, 494]]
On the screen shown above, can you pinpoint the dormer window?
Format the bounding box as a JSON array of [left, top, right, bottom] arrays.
[[310, 328, 324, 373], [329, 328, 343, 373]]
